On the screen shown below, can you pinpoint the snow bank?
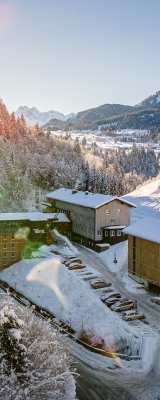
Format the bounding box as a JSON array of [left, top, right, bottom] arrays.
[[99, 241, 145, 293], [141, 336, 160, 373], [52, 229, 79, 256], [99, 241, 128, 274], [0, 256, 137, 351]]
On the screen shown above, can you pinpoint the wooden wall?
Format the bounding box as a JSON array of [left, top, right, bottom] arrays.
[[128, 235, 160, 288]]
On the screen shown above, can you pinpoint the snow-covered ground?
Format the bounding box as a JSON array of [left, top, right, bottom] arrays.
[[0, 255, 139, 356], [49, 129, 160, 154], [99, 241, 148, 294], [124, 175, 160, 223]]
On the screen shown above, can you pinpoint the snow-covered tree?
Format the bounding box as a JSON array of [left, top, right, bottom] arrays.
[[0, 295, 76, 400]]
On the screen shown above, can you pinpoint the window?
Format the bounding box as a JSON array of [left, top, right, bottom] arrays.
[[11, 235, 14, 240], [3, 253, 7, 258], [116, 208, 120, 213], [117, 230, 121, 236], [106, 209, 110, 215], [12, 244, 15, 248], [105, 231, 108, 237], [110, 230, 115, 237], [3, 235, 7, 241], [3, 244, 7, 249], [12, 253, 15, 257], [97, 229, 101, 236]]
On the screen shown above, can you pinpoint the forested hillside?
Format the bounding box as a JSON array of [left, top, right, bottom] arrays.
[[0, 100, 159, 212]]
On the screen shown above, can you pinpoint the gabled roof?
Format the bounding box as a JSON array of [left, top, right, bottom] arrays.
[[123, 217, 160, 244], [47, 188, 136, 209]]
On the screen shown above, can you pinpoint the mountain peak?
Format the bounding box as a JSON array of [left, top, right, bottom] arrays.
[[15, 106, 76, 126]]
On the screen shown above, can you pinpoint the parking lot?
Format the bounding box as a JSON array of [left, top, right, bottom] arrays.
[[62, 255, 148, 324], [69, 246, 160, 336]]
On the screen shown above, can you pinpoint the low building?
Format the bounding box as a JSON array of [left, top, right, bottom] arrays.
[[45, 188, 136, 249], [124, 218, 160, 291], [0, 212, 71, 270]]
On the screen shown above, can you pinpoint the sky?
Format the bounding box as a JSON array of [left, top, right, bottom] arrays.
[[0, 0, 160, 114]]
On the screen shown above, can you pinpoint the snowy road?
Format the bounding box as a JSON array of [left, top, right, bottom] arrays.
[[76, 359, 160, 400], [74, 245, 160, 400]]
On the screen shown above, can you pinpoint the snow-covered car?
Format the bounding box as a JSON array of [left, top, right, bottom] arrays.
[[150, 297, 160, 305], [68, 264, 86, 270], [104, 297, 122, 307], [90, 279, 112, 289], [99, 289, 113, 299], [111, 299, 134, 312], [101, 292, 121, 302], [67, 260, 84, 268], [82, 274, 99, 281], [64, 258, 82, 266], [122, 310, 145, 321], [63, 255, 81, 262]]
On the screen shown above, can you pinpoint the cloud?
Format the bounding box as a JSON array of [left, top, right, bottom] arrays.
[[0, 2, 17, 35]]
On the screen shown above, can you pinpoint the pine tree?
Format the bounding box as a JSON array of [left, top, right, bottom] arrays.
[[0, 296, 76, 400]]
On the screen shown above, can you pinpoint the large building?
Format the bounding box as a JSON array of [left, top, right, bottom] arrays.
[[124, 218, 160, 291], [45, 188, 136, 249], [0, 212, 70, 270]]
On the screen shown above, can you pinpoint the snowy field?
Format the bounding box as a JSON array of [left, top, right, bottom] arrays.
[[124, 175, 160, 223], [0, 255, 139, 356], [49, 129, 160, 154]]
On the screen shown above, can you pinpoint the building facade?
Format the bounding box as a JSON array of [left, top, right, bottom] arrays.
[[124, 218, 160, 291], [45, 188, 135, 249], [0, 212, 71, 270]]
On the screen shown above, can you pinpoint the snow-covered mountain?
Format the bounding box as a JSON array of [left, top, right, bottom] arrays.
[[15, 106, 76, 126], [138, 90, 160, 109], [124, 175, 160, 223]]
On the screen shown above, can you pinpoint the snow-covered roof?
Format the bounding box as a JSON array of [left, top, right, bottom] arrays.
[[104, 225, 126, 229], [95, 243, 110, 247], [0, 212, 69, 223], [123, 218, 160, 244], [47, 188, 136, 209]]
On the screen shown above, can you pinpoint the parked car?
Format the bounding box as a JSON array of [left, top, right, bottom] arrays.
[[90, 279, 112, 289], [82, 274, 99, 281], [111, 299, 134, 312], [150, 297, 160, 305], [76, 271, 91, 276], [64, 255, 81, 262], [64, 258, 82, 266], [122, 310, 145, 321], [68, 264, 86, 270], [101, 292, 121, 303], [105, 297, 122, 307]]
